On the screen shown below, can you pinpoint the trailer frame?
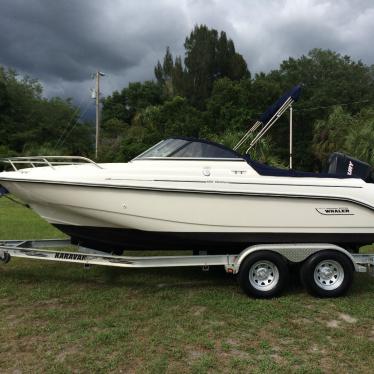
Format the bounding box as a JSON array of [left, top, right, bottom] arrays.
[[1, 238, 374, 273], [1, 239, 373, 297]]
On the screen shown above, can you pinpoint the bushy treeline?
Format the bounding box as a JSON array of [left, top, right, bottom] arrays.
[[101, 25, 374, 170], [0, 67, 93, 158], [1, 25, 374, 171]]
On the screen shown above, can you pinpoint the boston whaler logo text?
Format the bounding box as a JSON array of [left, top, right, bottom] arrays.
[[316, 207, 353, 215], [55, 252, 87, 261]]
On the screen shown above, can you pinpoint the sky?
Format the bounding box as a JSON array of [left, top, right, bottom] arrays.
[[1, 0, 374, 117]]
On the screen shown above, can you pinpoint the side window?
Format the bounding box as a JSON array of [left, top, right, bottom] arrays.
[[137, 139, 189, 158], [201, 144, 237, 158], [172, 142, 239, 158], [172, 142, 204, 157], [135, 138, 240, 159]]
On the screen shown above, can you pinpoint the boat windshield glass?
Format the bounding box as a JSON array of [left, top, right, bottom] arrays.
[[135, 138, 241, 159]]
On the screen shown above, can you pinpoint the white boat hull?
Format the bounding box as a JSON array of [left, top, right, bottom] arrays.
[[3, 177, 374, 252]]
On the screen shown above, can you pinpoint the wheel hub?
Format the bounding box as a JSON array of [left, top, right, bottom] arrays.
[[320, 267, 333, 280], [314, 260, 344, 290], [249, 260, 280, 291], [256, 267, 268, 280]]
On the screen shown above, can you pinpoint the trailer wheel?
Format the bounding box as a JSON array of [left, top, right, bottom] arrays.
[[300, 250, 353, 297], [238, 251, 289, 298]]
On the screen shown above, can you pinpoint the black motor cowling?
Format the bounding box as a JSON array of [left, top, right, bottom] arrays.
[[328, 152, 374, 182]]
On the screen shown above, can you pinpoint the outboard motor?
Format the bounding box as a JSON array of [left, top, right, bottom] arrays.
[[328, 152, 374, 182]]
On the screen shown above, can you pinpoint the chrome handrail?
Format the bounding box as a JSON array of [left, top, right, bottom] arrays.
[[0, 156, 103, 171]]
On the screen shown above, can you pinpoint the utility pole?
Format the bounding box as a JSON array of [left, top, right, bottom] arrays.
[[95, 71, 105, 159]]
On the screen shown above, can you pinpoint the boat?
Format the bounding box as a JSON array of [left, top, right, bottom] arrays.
[[1, 86, 374, 254]]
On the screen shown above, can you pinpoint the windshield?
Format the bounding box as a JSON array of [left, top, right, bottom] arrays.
[[134, 138, 241, 159]]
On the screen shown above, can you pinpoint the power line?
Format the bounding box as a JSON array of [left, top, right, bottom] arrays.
[[57, 99, 93, 148], [54, 96, 90, 149], [294, 99, 371, 113], [246, 99, 373, 123]]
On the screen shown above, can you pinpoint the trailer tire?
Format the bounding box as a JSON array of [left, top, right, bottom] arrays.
[[238, 251, 289, 298], [300, 250, 353, 298]]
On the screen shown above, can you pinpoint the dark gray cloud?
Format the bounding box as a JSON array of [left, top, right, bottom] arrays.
[[0, 0, 186, 81], [183, 0, 374, 73], [1, 0, 374, 114]]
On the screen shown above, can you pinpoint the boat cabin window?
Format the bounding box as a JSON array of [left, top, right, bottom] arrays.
[[135, 138, 241, 159]]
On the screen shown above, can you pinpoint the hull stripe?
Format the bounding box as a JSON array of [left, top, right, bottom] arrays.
[[1, 178, 373, 211]]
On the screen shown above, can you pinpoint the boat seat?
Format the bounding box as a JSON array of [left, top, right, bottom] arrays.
[[243, 156, 358, 179]]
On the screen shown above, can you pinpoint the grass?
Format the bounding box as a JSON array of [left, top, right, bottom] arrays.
[[1, 196, 374, 373]]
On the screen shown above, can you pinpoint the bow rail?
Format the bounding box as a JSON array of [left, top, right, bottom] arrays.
[[0, 156, 103, 171]]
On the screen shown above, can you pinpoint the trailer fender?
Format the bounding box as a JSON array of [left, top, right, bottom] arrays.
[[232, 243, 359, 274]]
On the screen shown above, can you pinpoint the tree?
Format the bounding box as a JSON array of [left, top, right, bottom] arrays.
[[0, 67, 43, 151], [344, 108, 374, 165], [205, 77, 253, 134], [102, 81, 164, 126], [0, 66, 93, 156], [154, 25, 250, 108], [312, 106, 374, 169], [105, 28, 374, 169], [312, 106, 353, 168], [251, 49, 374, 169], [154, 47, 176, 97], [111, 96, 204, 161], [130, 96, 203, 140], [183, 25, 249, 107]]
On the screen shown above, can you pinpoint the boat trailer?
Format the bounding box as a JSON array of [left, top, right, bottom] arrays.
[[1, 239, 374, 297]]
